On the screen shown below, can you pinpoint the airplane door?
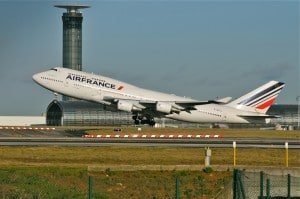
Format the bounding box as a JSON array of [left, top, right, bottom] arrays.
[[222, 112, 227, 122], [64, 79, 69, 88]]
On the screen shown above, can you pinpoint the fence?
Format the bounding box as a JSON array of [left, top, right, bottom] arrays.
[[86, 170, 300, 199], [230, 169, 300, 199]]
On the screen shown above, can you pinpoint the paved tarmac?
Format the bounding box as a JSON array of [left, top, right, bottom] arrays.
[[0, 137, 299, 148]]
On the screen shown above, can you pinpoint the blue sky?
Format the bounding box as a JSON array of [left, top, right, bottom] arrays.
[[0, 1, 299, 115]]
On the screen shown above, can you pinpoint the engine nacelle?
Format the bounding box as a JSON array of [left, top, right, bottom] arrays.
[[117, 100, 133, 112], [156, 102, 173, 114]]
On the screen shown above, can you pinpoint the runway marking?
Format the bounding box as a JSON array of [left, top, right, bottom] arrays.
[[82, 134, 222, 139], [0, 126, 56, 131]]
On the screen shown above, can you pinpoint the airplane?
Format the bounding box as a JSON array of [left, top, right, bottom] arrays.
[[33, 67, 285, 126]]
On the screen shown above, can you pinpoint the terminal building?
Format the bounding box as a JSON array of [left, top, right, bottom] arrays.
[[46, 100, 132, 126]]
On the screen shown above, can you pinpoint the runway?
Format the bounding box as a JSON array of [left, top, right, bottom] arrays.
[[0, 137, 299, 148]]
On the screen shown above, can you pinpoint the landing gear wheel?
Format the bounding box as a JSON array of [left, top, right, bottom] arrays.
[[134, 120, 140, 125], [132, 114, 156, 126], [149, 119, 156, 126]]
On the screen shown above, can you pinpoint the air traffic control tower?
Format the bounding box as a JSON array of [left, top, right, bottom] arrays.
[[55, 5, 90, 101]]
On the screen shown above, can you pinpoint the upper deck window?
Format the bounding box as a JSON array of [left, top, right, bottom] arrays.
[[50, 68, 58, 71]]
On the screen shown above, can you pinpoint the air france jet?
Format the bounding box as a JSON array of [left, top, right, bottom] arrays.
[[33, 67, 285, 126]]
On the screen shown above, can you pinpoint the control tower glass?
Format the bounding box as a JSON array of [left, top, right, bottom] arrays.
[[62, 11, 83, 71]]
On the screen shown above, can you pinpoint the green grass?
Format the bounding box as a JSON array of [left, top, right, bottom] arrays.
[[0, 166, 230, 199], [0, 146, 299, 167], [90, 169, 231, 199], [0, 167, 88, 198]]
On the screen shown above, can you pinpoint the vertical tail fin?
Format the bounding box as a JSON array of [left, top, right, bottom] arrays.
[[227, 81, 285, 114]]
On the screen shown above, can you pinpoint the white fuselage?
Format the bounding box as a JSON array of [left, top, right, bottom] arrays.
[[33, 67, 262, 124]]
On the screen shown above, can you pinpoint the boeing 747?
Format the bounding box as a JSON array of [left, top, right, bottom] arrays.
[[33, 67, 285, 126]]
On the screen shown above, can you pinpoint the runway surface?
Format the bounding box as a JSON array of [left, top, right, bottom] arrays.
[[0, 137, 299, 148]]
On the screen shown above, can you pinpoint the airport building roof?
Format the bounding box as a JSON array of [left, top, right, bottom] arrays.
[[46, 100, 133, 126], [268, 104, 298, 115], [0, 116, 45, 126]]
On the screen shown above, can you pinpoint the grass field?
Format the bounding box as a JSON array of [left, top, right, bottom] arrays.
[[0, 166, 231, 199], [0, 147, 300, 167], [0, 146, 299, 167]]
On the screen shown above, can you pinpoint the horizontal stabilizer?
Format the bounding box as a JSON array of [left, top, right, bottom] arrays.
[[238, 115, 280, 119], [215, 97, 232, 104]]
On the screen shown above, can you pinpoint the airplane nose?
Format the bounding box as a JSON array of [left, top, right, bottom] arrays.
[[32, 73, 40, 82]]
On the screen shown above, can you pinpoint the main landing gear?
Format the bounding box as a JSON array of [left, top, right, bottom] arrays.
[[133, 115, 156, 126]]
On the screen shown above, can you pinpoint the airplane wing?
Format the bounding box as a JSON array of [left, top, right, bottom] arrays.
[[103, 96, 224, 114]]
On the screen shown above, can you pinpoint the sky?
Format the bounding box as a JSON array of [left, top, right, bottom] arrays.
[[0, 1, 299, 116]]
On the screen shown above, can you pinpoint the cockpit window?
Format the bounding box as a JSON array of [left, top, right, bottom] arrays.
[[50, 68, 58, 71]]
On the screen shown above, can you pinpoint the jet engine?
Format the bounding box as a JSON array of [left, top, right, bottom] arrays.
[[156, 102, 173, 114], [117, 100, 134, 112], [117, 100, 143, 112]]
